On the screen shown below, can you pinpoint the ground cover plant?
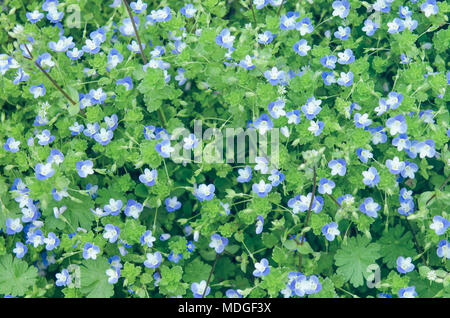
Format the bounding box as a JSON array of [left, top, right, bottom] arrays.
[[0, 0, 449, 299]]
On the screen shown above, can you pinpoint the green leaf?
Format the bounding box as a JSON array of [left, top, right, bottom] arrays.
[[80, 258, 114, 298], [0, 254, 38, 296], [334, 235, 381, 288], [378, 225, 416, 268]]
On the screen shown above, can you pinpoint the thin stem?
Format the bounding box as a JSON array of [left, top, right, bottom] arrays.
[[298, 166, 317, 271], [327, 193, 341, 208], [202, 253, 220, 298], [122, 0, 147, 64], [426, 174, 450, 206], [249, 1, 257, 25], [276, 1, 284, 17], [405, 217, 427, 265], [23, 44, 76, 105]]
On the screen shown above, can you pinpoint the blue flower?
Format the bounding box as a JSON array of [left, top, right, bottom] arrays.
[[186, 240, 195, 252], [387, 18, 404, 34], [89, 88, 107, 105], [386, 156, 405, 175], [79, 93, 93, 109], [253, 258, 270, 277], [334, 26, 351, 40], [140, 230, 156, 247], [239, 55, 255, 70], [296, 17, 314, 36], [398, 199, 415, 216], [55, 269, 71, 287], [175, 68, 188, 85], [337, 49, 354, 64], [404, 16, 418, 31], [51, 188, 68, 201], [147, 6, 171, 23], [392, 134, 410, 151], [257, 31, 275, 44], [155, 139, 174, 158], [191, 280, 210, 298], [399, 188, 413, 203], [44, 232, 60, 250], [252, 180, 272, 198], [13, 242, 28, 258], [172, 40, 186, 55], [286, 109, 301, 124], [119, 17, 139, 36], [215, 28, 235, 49], [82, 38, 101, 54], [124, 199, 143, 219], [362, 19, 378, 36], [369, 126, 388, 144], [337, 194, 354, 207], [6, 218, 23, 235], [421, 0, 439, 17], [180, 3, 197, 18], [168, 251, 182, 263], [362, 167, 380, 187], [301, 96, 322, 120], [116, 76, 133, 90], [21, 204, 39, 223], [417, 139, 436, 158], [293, 39, 311, 56], [76, 160, 94, 178], [268, 99, 286, 119], [13, 68, 30, 84], [400, 161, 418, 179], [373, 0, 391, 13], [318, 178, 335, 195], [332, 0, 350, 18], [26, 229, 45, 247], [106, 48, 123, 71], [237, 166, 252, 183], [165, 196, 182, 212], [359, 197, 380, 218], [139, 168, 157, 186], [400, 53, 411, 64], [103, 198, 122, 216], [3, 137, 20, 153], [93, 128, 113, 146], [280, 12, 299, 30], [398, 286, 418, 298], [35, 163, 55, 181], [103, 224, 120, 243], [106, 267, 121, 284], [430, 216, 449, 235], [337, 71, 353, 86], [322, 222, 340, 241], [83, 243, 100, 260], [36, 129, 55, 145], [396, 256, 415, 274], [256, 215, 264, 234], [226, 289, 243, 298], [354, 113, 372, 128], [253, 114, 274, 134], [209, 234, 228, 253], [436, 240, 449, 259], [144, 252, 162, 268], [264, 67, 285, 85], [48, 36, 74, 52], [160, 233, 171, 241], [253, 0, 268, 10], [288, 193, 313, 214], [328, 159, 346, 176], [130, 0, 147, 13], [320, 55, 337, 69], [268, 169, 285, 186], [194, 183, 215, 201], [46, 9, 64, 23], [26, 10, 44, 23]]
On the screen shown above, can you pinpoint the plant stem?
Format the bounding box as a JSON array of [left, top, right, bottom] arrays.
[[23, 44, 77, 105], [425, 174, 450, 206], [203, 253, 220, 298], [327, 193, 341, 208], [298, 166, 316, 271], [405, 217, 427, 265], [276, 1, 284, 17], [249, 1, 257, 25]]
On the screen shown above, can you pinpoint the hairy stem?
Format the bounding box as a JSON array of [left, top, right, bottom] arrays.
[[203, 253, 220, 298]]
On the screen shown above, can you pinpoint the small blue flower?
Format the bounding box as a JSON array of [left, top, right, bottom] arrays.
[[36, 129, 55, 146], [55, 269, 71, 287], [93, 128, 113, 146], [392, 134, 411, 152], [398, 199, 415, 216], [400, 161, 418, 179], [103, 224, 120, 243], [215, 28, 235, 49], [186, 240, 195, 252], [256, 215, 264, 234], [396, 256, 415, 274], [337, 49, 354, 64], [226, 289, 243, 298], [48, 36, 74, 52], [13, 242, 28, 258], [44, 232, 60, 250], [337, 71, 353, 86], [116, 77, 133, 90], [354, 113, 372, 128], [362, 167, 380, 187], [362, 19, 378, 36], [175, 68, 188, 85], [332, 0, 350, 18], [387, 18, 405, 34], [6, 218, 23, 235], [106, 268, 121, 284], [119, 17, 139, 36], [140, 230, 156, 248], [83, 243, 100, 260], [147, 6, 171, 23], [369, 126, 388, 144], [124, 199, 143, 219], [280, 12, 299, 30], [191, 280, 210, 298], [417, 139, 436, 159], [322, 222, 340, 241], [293, 39, 311, 56], [194, 183, 215, 201], [253, 258, 270, 277], [89, 88, 107, 105], [46, 10, 64, 23], [165, 196, 182, 212], [320, 55, 337, 69], [183, 133, 199, 150], [328, 159, 346, 176], [318, 178, 335, 195], [106, 48, 123, 71], [180, 3, 197, 18], [139, 168, 157, 186], [26, 10, 44, 23], [209, 234, 228, 253], [253, 0, 268, 10], [429, 216, 449, 235], [130, 0, 147, 13], [296, 17, 314, 35], [400, 53, 411, 64], [386, 156, 405, 175], [252, 180, 272, 198], [264, 67, 285, 85], [35, 162, 55, 180], [359, 197, 380, 218], [268, 169, 285, 186], [436, 240, 449, 259], [155, 139, 174, 158], [104, 198, 123, 216], [334, 26, 351, 40], [268, 99, 286, 119], [3, 137, 20, 153], [26, 229, 45, 247], [239, 55, 255, 70], [398, 286, 418, 298], [76, 160, 94, 178], [144, 252, 162, 268], [237, 166, 252, 183], [301, 96, 322, 120], [13, 68, 30, 84], [421, 0, 439, 17], [257, 31, 275, 44], [253, 114, 274, 135], [168, 251, 182, 263]]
